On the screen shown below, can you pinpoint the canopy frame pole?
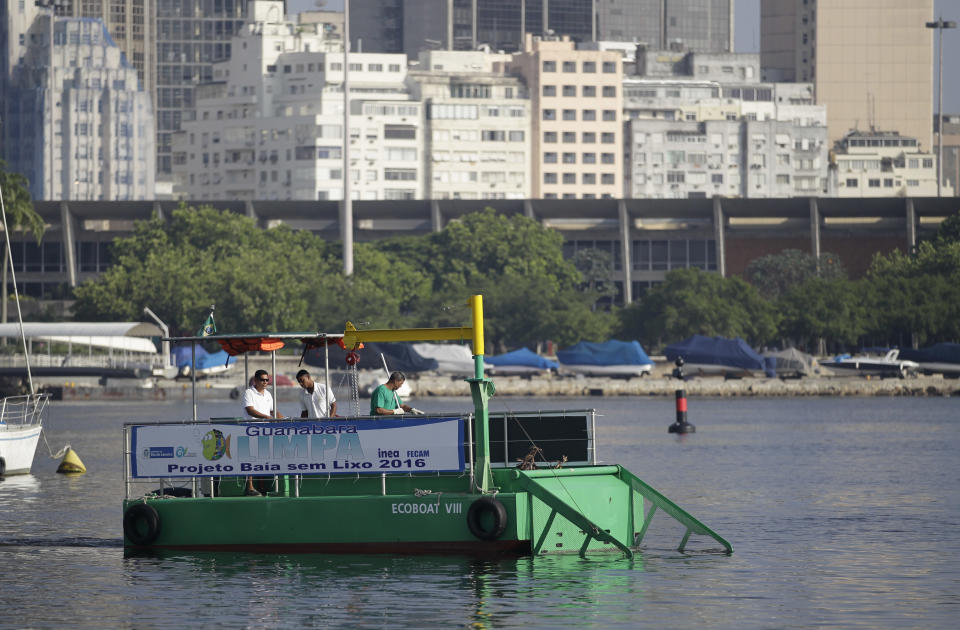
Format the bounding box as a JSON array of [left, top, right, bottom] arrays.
[[191, 341, 197, 422]]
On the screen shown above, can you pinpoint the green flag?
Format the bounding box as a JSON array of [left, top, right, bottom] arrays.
[[197, 312, 216, 337]]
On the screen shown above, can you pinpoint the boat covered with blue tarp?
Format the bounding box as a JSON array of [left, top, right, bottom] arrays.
[[172, 345, 236, 377], [556, 340, 654, 377], [486, 347, 559, 374], [664, 335, 765, 376]]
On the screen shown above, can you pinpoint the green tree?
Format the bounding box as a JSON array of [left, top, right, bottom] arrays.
[[934, 208, 960, 244], [618, 268, 778, 349], [571, 248, 618, 309], [778, 277, 867, 351], [0, 161, 45, 328], [744, 249, 845, 300]]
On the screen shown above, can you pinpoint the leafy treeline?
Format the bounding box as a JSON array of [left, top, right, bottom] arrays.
[[72, 203, 960, 354], [72, 205, 615, 351], [618, 211, 960, 352]]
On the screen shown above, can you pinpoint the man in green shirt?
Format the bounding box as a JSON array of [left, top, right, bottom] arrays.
[[370, 371, 422, 415]]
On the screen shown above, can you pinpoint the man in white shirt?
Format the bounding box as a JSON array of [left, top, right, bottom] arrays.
[[239, 369, 283, 496], [296, 369, 337, 418], [242, 369, 283, 420]]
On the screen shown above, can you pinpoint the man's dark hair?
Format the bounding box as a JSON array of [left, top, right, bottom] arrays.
[[389, 370, 406, 383], [296, 369, 310, 380], [254, 369, 269, 380]]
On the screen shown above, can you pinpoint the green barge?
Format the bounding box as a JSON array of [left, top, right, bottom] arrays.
[[122, 296, 730, 557]]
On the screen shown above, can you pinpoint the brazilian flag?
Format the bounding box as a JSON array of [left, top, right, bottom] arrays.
[[197, 312, 216, 337]]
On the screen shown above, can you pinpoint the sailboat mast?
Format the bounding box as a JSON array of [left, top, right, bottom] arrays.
[[0, 185, 35, 395]]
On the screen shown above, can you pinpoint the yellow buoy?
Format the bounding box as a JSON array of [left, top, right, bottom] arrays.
[[56, 447, 87, 474]]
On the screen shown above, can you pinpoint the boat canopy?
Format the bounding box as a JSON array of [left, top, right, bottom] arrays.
[[763, 347, 818, 374], [487, 347, 559, 370], [0, 322, 162, 353], [556, 340, 653, 366], [665, 335, 764, 371]]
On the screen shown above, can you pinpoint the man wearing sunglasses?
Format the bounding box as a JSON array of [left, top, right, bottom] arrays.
[[240, 369, 283, 496]]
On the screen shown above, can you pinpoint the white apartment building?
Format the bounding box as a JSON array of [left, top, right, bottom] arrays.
[[3, 16, 154, 201], [622, 52, 828, 199], [407, 51, 531, 200], [831, 131, 950, 198], [172, 1, 419, 202]]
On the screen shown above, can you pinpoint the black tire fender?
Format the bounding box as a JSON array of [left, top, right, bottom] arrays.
[[0, 457, 6, 476], [123, 503, 161, 546], [466, 496, 508, 540]]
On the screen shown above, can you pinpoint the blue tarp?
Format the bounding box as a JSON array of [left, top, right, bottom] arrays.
[[664, 335, 765, 371], [899, 343, 960, 365], [486, 347, 559, 370], [172, 345, 236, 370], [556, 340, 653, 366]]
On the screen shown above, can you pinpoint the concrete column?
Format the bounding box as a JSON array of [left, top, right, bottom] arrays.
[[59, 202, 77, 287], [618, 200, 632, 304], [712, 197, 726, 277], [905, 198, 917, 253], [809, 197, 821, 264], [523, 199, 535, 220], [153, 201, 164, 221], [430, 200, 443, 232]]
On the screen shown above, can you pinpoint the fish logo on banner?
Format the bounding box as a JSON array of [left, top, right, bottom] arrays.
[[201, 429, 231, 461]]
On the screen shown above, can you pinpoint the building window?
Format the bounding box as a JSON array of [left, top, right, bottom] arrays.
[[601, 173, 615, 185], [562, 61, 576, 72], [563, 132, 577, 143], [923, 158, 934, 168], [667, 172, 685, 183], [602, 61, 617, 73], [868, 178, 881, 188], [602, 86, 616, 98], [884, 178, 894, 187], [582, 152, 596, 164], [846, 178, 858, 187], [583, 173, 596, 184], [582, 109, 596, 121], [601, 133, 615, 144], [562, 109, 577, 121], [583, 86, 596, 97], [544, 172, 557, 184], [582, 132, 596, 143], [543, 60, 556, 72], [601, 153, 615, 164], [543, 85, 556, 97], [562, 152, 576, 164], [712, 174, 723, 184], [602, 110, 617, 121], [544, 152, 558, 163], [583, 61, 596, 73], [508, 130, 524, 141], [544, 132, 557, 143], [562, 85, 576, 97], [563, 173, 577, 184], [543, 109, 556, 120]]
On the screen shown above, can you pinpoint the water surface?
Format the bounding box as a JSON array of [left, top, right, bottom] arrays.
[[1, 396, 957, 628]]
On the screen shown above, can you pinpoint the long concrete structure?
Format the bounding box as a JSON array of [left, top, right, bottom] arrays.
[[13, 196, 959, 305]]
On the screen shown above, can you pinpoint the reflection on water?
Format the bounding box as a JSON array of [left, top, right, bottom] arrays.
[[1, 397, 958, 629]]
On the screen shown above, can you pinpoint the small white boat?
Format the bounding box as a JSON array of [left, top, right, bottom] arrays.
[[0, 394, 49, 476], [825, 349, 919, 378]]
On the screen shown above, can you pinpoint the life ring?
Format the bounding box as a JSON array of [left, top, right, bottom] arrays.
[[466, 496, 508, 540], [123, 503, 161, 546]]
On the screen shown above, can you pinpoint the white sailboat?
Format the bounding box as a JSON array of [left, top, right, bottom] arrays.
[[0, 183, 49, 476]]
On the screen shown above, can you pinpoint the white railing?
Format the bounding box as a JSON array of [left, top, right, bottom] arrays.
[[0, 354, 165, 370], [0, 393, 50, 429]]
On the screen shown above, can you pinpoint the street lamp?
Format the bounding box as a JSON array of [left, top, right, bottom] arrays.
[[926, 17, 957, 197]]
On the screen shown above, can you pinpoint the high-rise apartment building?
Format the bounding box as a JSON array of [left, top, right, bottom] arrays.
[[155, 0, 248, 177], [761, 0, 934, 149], [351, 1, 733, 57], [407, 51, 531, 200], [3, 17, 154, 201], [509, 34, 624, 199], [171, 1, 418, 202]]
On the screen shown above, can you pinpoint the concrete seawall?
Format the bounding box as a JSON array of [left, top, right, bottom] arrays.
[[52, 373, 960, 402]]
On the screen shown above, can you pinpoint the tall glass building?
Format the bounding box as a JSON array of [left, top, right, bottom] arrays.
[[350, 0, 733, 57]]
